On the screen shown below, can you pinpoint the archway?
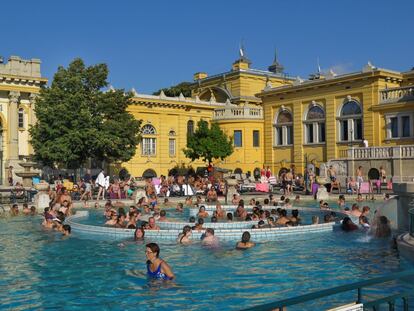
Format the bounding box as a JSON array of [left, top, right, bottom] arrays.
[[234, 168, 243, 174], [199, 87, 232, 103], [142, 169, 157, 178], [368, 168, 380, 180]]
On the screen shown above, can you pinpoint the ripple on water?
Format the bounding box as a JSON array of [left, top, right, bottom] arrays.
[[0, 213, 414, 310]]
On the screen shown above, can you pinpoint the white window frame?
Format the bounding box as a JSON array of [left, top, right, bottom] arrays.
[[274, 109, 293, 146], [337, 118, 363, 142], [385, 112, 414, 139], [141, 124, 157, 156], [169, 138, 176, 156], [304, 104, 325, 144]]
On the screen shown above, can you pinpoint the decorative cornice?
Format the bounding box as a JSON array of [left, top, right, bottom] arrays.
[[9, 91, 20, 104]]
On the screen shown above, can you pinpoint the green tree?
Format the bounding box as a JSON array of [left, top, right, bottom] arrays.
[[183, 120, 233, 164], [29, 58, 141, 169], [153, 81, 192, 97]]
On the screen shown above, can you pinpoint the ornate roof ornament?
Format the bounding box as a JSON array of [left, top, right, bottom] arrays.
[[131, 88, 139, 97], [268, 48, 284, 74], [159, 90, 167, 99], [178, 93, 185, 100], [362, 61, 376, 72]]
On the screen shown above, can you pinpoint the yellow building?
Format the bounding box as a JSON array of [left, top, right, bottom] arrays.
[[126, 50, 295, 177], [258, 63, 414, 179], [0, 56, 47, 184], [126, 51, 414, 179]]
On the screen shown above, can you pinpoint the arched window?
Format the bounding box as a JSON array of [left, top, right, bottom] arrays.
[[18, 108, 24, 128], [169, 130, 176, 156], [274, 109, 293, 146], [338, 100, 362, 141], [187, 120, 194, 138], [141, 124, 156, 156], [304, 105, 325, 144]]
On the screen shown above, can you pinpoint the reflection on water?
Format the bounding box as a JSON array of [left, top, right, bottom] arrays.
[[0, 210, 414, 310]]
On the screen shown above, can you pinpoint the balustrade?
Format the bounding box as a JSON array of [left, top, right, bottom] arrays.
[[342, 145, 414, 159], [213, 106, 263, 120], [380, 86, 414, 104]]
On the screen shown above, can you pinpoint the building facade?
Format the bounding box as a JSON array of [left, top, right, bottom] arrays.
[[126, 53, 414, 181], [0, 56, 47, 184]]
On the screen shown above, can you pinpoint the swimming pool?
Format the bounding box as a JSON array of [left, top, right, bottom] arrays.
[[0, 209, 413, 310]]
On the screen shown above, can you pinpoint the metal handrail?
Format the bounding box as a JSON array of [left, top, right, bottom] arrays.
[[241, 269, 414, 311], [409, 208, 414, 238]]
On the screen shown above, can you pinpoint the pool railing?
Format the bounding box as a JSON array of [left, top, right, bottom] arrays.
[[409, 208, 414, 238], [241, 269, 414, 311]]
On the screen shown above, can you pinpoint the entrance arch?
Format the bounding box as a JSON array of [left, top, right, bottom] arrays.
[[142, 169, 157, 178]]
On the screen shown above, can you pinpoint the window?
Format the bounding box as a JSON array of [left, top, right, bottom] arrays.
[[253, 130, 260, 147], [234, 130, 242, 147], [274, 109, 293, 146], [304, 105, 325, 144], [187, 120, 194, 139], [338, 99, 363, 142], [169, 139, 176, 156], [18, 108, 24, 128], [169, 130, 176, 156], [386, 113, 413, 139], [141, 124, 157, 156]]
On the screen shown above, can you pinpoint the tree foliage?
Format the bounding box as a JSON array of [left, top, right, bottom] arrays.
[[29, 58, 141, 168], [183, 120, 233, 164], [153, 81, 192, 97]]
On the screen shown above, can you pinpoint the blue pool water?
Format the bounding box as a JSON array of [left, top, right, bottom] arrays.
[[1, 205, 413, 311]]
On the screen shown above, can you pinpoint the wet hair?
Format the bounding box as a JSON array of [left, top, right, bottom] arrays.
[[146, 242, 160, 257], [241, 231, 251, 243], [280, 209, 287, 217], [189, 216, 196, 222], [258, 220, 265, 226], [211, 216, 218, 223], [160, 210, 166, 217], [182, 225, 192, 235], [205, 228, 214, 235], [198, 218, 204, 225], [227, 213, 233, 221], [62, 224, 71, 233], [245, 216, 252, 221], [264, 198, 269, 205], [177, 203, 183, 208], [291, 209, 299, 218], [23, 203, 28, 208]]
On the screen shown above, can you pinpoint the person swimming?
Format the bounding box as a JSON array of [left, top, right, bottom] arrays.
[[145, 243, 175, 280], [236, 231, 255, 249]]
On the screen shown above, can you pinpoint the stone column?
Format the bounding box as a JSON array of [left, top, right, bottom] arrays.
[[8, 91, 20, 163], [29, 93, 38, 126]]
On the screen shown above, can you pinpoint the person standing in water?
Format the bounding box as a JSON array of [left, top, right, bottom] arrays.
[[145, 243, 175, 280]]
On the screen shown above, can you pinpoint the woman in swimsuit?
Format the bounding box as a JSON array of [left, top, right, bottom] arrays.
[[177, 225, 192, 244], [145, 243, 175, 280]]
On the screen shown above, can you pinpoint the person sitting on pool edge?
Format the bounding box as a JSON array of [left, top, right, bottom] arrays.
[[145, 243, 175, 280], [236, 231, 255, 249]]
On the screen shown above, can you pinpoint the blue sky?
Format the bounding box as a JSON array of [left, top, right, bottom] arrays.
[[2, 0, 413, 93]]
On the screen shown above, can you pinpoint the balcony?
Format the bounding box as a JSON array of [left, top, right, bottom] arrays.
[[379, 86, 414, 104], [339, 145, 414, 159], [213, 106, 263, 121]]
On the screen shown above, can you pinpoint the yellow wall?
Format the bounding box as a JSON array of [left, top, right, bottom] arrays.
[[214, 120, 264, 174], [260, 69, 414, 175]]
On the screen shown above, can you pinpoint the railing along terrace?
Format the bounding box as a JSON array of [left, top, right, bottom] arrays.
[[380, 86, 414, 104], [242, 269, 414, 311], [339, 145, 414, 159], [213, 106, 263, 120]]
